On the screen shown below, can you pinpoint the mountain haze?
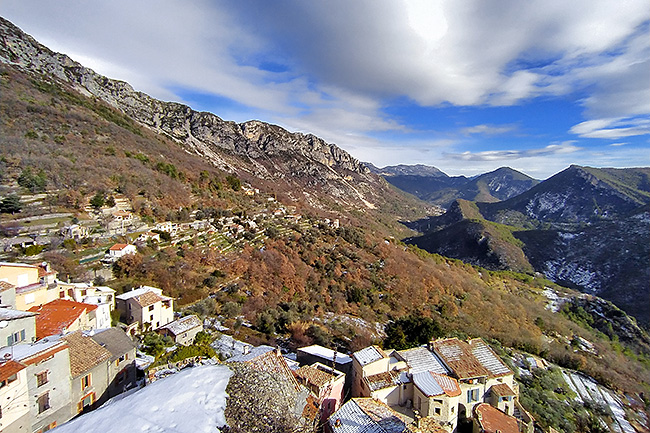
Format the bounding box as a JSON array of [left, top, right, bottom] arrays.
[[372, 164, 539, 208]]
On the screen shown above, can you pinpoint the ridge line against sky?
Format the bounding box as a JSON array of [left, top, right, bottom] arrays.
[[3, 0, 649, 178]]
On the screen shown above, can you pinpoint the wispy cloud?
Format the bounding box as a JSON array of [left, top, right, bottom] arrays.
[[460, 124, 517, 136], [444, 141, 582, 162], [569, 117, 650, 139], [3, 0, 648, 178]]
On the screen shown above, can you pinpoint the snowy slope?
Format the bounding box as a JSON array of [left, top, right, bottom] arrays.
[[55, 365, 232, 433]]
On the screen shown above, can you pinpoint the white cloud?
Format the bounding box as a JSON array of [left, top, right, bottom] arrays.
[[570, 117, 650, 139], [2, 0, 648, 178], [444, 142, 582, 162], [460, 124, 517, 136]]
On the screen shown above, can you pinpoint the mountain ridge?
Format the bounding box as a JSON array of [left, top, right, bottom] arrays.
[[372, 165, 539, 208], [407, 165, 650, 324], [0, 17, 391, 212]]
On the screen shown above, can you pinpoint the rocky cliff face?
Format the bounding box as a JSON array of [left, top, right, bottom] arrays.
[[0, 17, 379, 210]]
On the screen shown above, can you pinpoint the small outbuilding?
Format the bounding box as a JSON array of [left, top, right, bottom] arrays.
[[157, 315, 203, 346]]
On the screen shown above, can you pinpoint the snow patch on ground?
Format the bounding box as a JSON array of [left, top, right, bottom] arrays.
[[54, 365, 233, 433], [562, 370, 635, 433], [542, 287, 566, 312], [544, 260, 599, 292]]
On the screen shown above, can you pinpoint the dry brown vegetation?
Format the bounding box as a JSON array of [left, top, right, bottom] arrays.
[[1, 62, 649, 403]]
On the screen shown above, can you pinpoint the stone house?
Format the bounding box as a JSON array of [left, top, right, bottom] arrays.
[[0, 307, 37, 346], [432, 338, 516, 420], [294, 362, 346, 422], [0, 359, 30, 433], [0, 340, 73, 433], [157, 315, 203, 346], [61, 331, 111, 415], [90, 328, 137, 401], [351, 346, 410, 407], [412, 371, 461, 432], [0, 281, 17, 308], [0, 262, 60, 312], [115, 286, 173, 332], [297, 344, 353, 394], [0, 262, 40, 288], [56, 283, 115, 330]]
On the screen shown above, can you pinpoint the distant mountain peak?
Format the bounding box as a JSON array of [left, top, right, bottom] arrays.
[[365, 163, 448, 177]]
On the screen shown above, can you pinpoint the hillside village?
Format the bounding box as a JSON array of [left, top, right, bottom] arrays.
[[0, 15, 649, 433], [0, 180, 644, 433], [0, 257, 638, 433], [0, 257, 528, 433]]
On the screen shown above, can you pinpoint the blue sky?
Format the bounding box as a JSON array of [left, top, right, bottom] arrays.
[[3, 0, 649, 178]]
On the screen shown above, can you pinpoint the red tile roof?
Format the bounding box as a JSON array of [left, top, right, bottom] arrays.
[[135, 290, 164, 308], [433, 338, 512, 379], [0, 281, 15, 292], [109, 243, 129, 251], [364, 370, 401, 392], [490, 383, 516, 397], [430, 372, 462, 397], [474, 403, 519, 433], [28, 299, 98, 339], [0, 360, 26, 381], [61, 331, 111, 377], [295, 364, 336, 389]]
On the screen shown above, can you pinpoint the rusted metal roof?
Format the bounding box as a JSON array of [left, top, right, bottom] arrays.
[[432, 338, 512, 379]]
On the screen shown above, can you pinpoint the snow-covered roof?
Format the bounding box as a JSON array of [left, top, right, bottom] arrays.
[[227, 345, 275, 363], [397, 346, 448, 374], [353, 346, 387, 366], [159, 315, 202, 336], [52, 365, 233, 433], [469, 339, 511, 377], [329, 398, 407, 433], [115, 286, 164, 301], [0, 307, 37, 321], [412, 371, 461, 397], [0, 339, 65, 362], [297, 344, 352, 364]]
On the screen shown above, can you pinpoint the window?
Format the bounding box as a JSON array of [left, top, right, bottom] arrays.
[[434, 407, 441, 415], [7, 330, 26, 346], [37, 371, 49, 387], [148, 305, 154, 311], [467, 388, 480, 403], [451, 406, 455, 414], [37, 393, 50, 413], [25, 293, 35, 304], [78, 392, 95, 413], [81, 374, 91, 390], [59, 291, 65, 298]]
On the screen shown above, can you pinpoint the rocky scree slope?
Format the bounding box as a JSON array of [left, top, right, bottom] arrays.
[[0, 17, 390, 211]]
